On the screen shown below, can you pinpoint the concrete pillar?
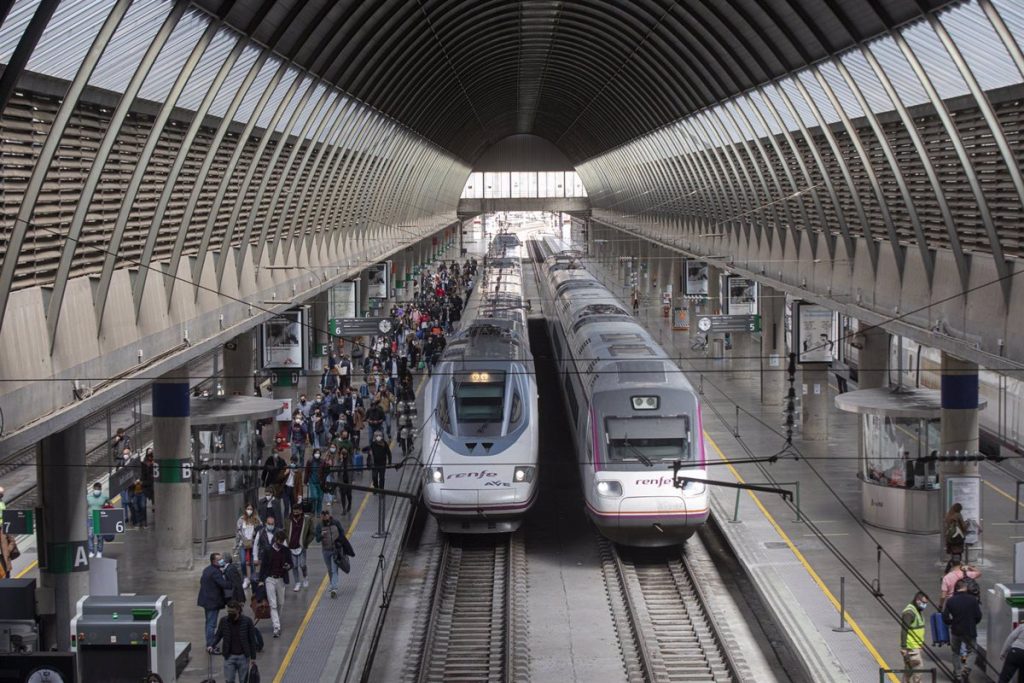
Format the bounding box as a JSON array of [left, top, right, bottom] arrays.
[[760, 286, 786, 405], [728, 333, 757, 380], [152, 368, 193, 571], [800, 363, 830, 441], [940, 353, 980, 458], [223, 330, 255, 396], [37, 423, 89, 650], [857, 326, 890, 390], [707, 265, 721, 315]]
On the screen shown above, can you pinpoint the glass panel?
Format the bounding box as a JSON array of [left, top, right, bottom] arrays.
[[499, 171, 511, 197], [510, 172, 521, 198], [454, 371, 506, 431], [604, 417, 692, 469], [527, 171, 538, 197], [484, 171, 499, 198], [90, 0, 170, 93]]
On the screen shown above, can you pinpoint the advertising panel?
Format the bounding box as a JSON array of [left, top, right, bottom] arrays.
[[261, 309, 305, 368], [367, 263, 389, 299], [795, 302, 837, 363], [684, 261, 709, 295], [726, 276, 757, 316], [329, 280, 359, 320]]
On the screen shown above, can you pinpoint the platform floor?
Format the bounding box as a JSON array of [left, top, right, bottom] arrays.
[[589, 258, 1021, 682]]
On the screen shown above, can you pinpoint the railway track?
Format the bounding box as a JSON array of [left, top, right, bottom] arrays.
[[405, 532, 529, 683], [601, 539, 740, 683]]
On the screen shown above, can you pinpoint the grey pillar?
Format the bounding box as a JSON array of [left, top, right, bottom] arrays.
[[940, 353, 980, 458], [857, 326, 890, 390], [223, 331, 255, 396], [37, 423, 89, 650], [152, 368, 193, 571], [801, 363, 830, 441], [729, 333, 757, 380], [761, 286, 786, 405]]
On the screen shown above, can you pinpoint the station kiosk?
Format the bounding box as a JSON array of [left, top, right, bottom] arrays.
[[835, 387, 980, 534], [70, 595, 176, 683]]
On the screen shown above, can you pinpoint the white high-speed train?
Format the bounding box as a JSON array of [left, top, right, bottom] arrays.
[[533, 236, 709, 547], [421, 238, 539, 533]]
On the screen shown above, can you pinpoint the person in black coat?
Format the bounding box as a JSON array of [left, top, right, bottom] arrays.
[[368, 431, 392, 490], [223, 552, 246, 604], [208, 600, 259, 683], [943, 580, 983, 680], [197, 553, 231, 649]]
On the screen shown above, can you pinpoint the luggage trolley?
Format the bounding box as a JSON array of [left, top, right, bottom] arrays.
[[70, 595, 176, 683]]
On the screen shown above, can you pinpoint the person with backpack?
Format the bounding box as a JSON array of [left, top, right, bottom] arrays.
[[945, 503, 967, 562], [940, 563, 981, 608], [943, 579, 982, 681], [207, 600, 259, 683], [314, 508, 355, 599]]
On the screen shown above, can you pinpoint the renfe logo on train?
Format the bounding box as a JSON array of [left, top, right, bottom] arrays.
[[635, 476, 676, 487], [449, 471, 499, 479]]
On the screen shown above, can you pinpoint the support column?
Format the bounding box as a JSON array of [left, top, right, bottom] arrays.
[[152, 368, 193, 571], [801, 363, 830, 441], [728, 333, 757, 380], [940, 353, 980, 459], [37, 423, 89, 650], [857, 325, 890, 390], [223, 330, 255, 396], [760, 286, 786, 405]]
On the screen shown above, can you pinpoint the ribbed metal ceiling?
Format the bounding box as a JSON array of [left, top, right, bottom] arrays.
[[191, 0, 955, 162]]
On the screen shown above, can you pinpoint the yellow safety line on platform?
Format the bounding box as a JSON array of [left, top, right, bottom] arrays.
[[272, 492, 370, 683], [15, 559, 37, 578], [704, 433, 898, 683], [984, 478, 1024, 508]]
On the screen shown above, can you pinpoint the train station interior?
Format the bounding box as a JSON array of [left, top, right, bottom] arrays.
[[2, 1, 1024, 681]]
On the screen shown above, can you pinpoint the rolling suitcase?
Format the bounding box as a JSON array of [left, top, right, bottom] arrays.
[[930, 611, 950, 646], [200, 651, 216, 683]]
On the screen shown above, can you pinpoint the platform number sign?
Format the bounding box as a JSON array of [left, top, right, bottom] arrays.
[[92, 508, 125, 535], [2, 509, 34, 535], [151, 458, 194, 483]]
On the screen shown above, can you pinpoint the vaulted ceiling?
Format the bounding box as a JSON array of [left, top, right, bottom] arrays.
[[192, 0, 955, 163]]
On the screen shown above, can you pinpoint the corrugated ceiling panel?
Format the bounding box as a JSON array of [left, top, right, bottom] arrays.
[[234, 57, 282, 124], [89, 0, 170, 93], [759, 87, 800, 133], [778, 78, 818, 128], [0, 0, 44, 65], [25, 0, 116, 80], [816, 61, 865, 120], [262, 73, 309, 132], [797, 70, 840, 124], [840, 49, 896, 115], [902, 19, 968, 101], [207, 44, 261, 120], [866, 37, 929, 108], [287, 83, 328, 135], [319, 96, 351, 143], [176, 28, 238, 112], [137, 10, 209, 102], [941, 1, 1021, 92], [254, 68, 301, 131]]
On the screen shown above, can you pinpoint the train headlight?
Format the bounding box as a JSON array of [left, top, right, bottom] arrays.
[[513, 466, 535, 483], [595, 480, 623, 497], [685, 480, 706, 495], [427, 467, 444, 483]]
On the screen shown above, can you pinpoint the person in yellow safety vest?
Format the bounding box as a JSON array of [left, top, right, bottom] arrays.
[[901, 591, 929, 683]]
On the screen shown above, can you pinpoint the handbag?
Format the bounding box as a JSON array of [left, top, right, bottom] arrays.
[[248, 662, 261, 683], [6, 534, 20, 561]]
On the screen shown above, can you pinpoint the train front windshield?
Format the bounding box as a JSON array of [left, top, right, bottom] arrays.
[[605, 417, 692, 468], [454, 371, 507, 436]]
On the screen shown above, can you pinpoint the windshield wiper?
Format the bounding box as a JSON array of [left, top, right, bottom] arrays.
[[621, 438, 653, 467]]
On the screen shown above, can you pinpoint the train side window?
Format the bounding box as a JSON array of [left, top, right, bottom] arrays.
[[564, 375, 578, 419], [510, 391, 523, 426], [437, 390, 452, 433]]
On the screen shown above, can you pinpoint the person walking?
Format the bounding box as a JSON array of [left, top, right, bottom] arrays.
[[289, 413, 309, 466], [368, 431, 392, 492], [207, 600, 259, 683], [86, 482, 106, 558], [257, 530, 291, 638], [197, 553, 231, 651], [314, 508, 355, 599], [366, 400, 386, 441], [336, 447, 353, 514], [235, 505, 260, 582], [943, 578, 983, 681], [140, 449, 155, 520], [285, 505, 314, 592], [998, 621, 1024, 682], [945, 503, 968, 562], [257, 489, 284, 527], [305, 449, 327, 515], [900, 592, 928, 683], [223, 552, 247, 604], [940, 563, 982, 608]]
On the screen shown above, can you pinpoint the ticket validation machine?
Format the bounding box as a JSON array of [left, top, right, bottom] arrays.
[[987, 583, 1024, 663], [70, 596, 175, 683]]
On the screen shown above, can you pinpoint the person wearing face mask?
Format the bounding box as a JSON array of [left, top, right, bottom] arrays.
[[119, 447, 140, 528], [235, 505, 260, 582], [197, 553, 232, 651], [900, 591, 929, 682], [86, 482, 106, 558], [305, 449, 326, 515], [283, 455, 303, 517], [208, 599, 259, 683], [285, 505, 314, 591], [368, 431, 392, 491], [257, 489, 283, 528], [289, 412, 309, 466], [253, 514, 278, 571], [257, 530, 291, 638], [141, 449, 155, 520]]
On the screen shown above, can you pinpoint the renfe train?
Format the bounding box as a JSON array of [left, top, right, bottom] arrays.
[[421, 236, 540, 533], [533, 236, 709, 547]]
